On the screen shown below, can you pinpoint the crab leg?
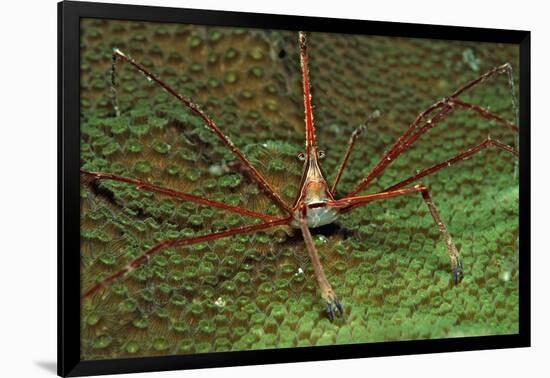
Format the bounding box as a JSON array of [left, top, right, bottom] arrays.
[[347, 63, 518, 198], [82, 216, 292, 300], [383, 137, 518, 192], [329, 185, 462, 283], [331, 110, 380, 195], [81, 170, 278, 222], [298, 204, 343, 320], [111, 49, 291, 214]]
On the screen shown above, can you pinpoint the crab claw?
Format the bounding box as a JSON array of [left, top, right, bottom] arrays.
[[452, 259, 464, 285], [325, 295, 344, 321]]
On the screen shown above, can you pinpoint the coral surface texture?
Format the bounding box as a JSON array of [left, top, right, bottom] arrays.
[[80, 19, 520, 360]]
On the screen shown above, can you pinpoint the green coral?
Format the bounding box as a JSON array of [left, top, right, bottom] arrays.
[[79, 19, 520, 360]]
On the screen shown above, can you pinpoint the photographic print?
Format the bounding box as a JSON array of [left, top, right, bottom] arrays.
[[78, 16, 520, 361]]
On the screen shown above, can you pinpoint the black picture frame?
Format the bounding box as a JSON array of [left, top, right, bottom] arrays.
[[58, 1, 531, 376]]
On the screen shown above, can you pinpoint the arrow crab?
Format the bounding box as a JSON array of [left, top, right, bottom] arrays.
[[81, 31, 519, 321]]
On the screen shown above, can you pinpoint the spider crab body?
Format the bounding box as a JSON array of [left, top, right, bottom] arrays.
[[290, 148, 340, 229]]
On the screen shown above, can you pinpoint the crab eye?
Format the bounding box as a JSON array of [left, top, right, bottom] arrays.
[[317, 150, 326, 159], [297, 152, 306, 161]]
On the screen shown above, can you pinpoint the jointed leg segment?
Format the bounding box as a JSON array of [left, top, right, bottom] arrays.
[[298, 204, 343, 320], [110, 49, 291, 214], [82, 48, 301, 301], [82, 216, 291, 300], [346, 63, 519, 198], [383, 137, 518, 192], [331, 110, 380, 195], [332, 64, 519, 287], [81, 170, 279, 222], [331, 185, 463, 284]]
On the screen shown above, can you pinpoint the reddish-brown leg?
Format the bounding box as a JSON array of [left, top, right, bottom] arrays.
[[450, 99, 518, 132], [82, 216, 292, 300], [81, 170, 278, 222], [346, 63, 518, 198], [383, 137, 518, 192], [330, 110, 380, 195], [111, 49, 291, 214], [328, 185, 462, 283], [297, 204, 343, 320], [451, 63, 518, 125]]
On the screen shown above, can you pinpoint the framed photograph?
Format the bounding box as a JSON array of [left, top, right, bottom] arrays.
[[58, 0, 530, 376]]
